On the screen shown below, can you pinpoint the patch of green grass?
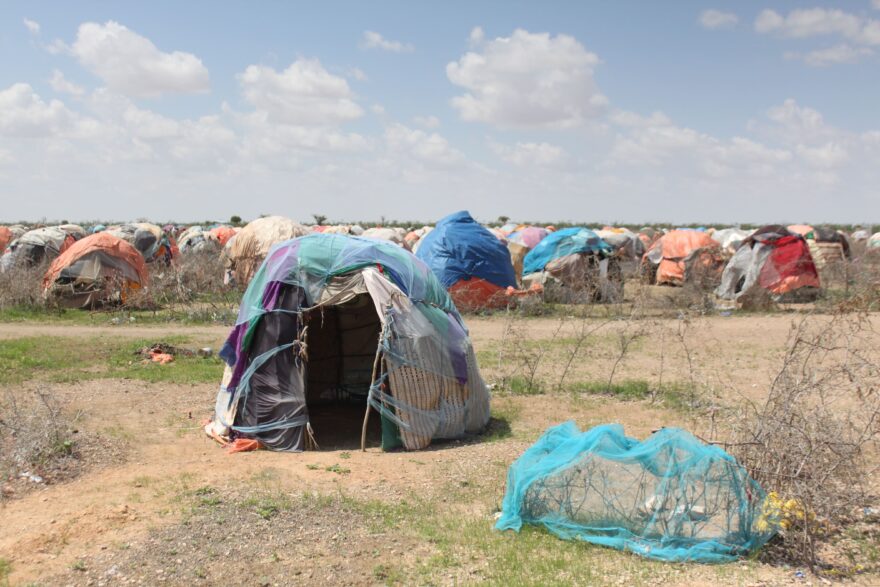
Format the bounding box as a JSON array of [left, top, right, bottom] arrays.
[[241, 492, 292, 521], [0, 335, 224, 385], [0, 305, 237, 326], [372, 562, 404, 584], [0, 336, 94, 384], [306, 463, 320, 470], [70, 559, 87, 572], [0, 558, 11, 587], [325, 463, 351, 475], [565, 379, 698, 411], [501, 375, 544, 395]]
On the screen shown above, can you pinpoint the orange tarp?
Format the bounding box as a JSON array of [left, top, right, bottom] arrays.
[[209, 226, 237, 247], [448, 278, 541, 311], [0, 227, 11, 254], [648, 231, 719, 285], [43, 232, 149, 288]]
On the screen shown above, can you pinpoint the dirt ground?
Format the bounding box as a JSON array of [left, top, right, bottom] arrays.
[[1, 313, 878, 586]]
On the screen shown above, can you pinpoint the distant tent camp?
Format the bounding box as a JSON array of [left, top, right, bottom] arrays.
[[223, 216, 310, 285], [716, 225, 820, 301], [711, 228, 751, 256], [105, 223, 177, 264], [178, 225, 237, 254], [786, 224, 849, 283], [43, 233, 148, 308], [507, 226, 549, 250], [642, 230, 724, 287], [416, 211, 520, 310], [523, 227, 621, 302], [0, 226, 76, 270], [362, 227, 408, 248], [205, 233, 490, 452]]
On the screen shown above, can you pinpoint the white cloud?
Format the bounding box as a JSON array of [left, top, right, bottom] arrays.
[[238, 59, 363, 126], [796, 142, 849, 168], [755, 8, 880, 45], [384, 123, 462, 166], [699, 10, 739, 30], [361, 30, 413, 53], [874, 0, 880, 10], [67, 21, 210, 97], [447, 29, 606, 128], [49, 70, 85, 97], [413, 115, 440, 128], [785, 44, 874, 66], [491, 141, 568, 167], [0, 83, 79, 138], [348, 67, 368, 81], [23, 18, 40, 35], [469, 26, 485, 46], [610, 109, 672, 128]]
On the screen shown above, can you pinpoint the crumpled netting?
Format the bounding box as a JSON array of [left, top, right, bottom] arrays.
[[220, 234, 489, 444], [496, 422, 774, 563]]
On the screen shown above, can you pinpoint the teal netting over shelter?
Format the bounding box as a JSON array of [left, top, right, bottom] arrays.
[[496, 422, 774, 563], [207, 233, 491, 452]]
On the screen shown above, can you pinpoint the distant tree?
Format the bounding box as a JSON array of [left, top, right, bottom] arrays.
[[312, 214, 328, 226], [230, 215, 242, 226], [60, 219, 69, 225], [497, 215, 510, 225]]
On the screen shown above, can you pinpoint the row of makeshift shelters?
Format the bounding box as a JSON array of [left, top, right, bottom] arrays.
[[2, 216, 875, 311]]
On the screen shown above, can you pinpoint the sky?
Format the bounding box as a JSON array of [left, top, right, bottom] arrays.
[[0, 1, 878, 225]]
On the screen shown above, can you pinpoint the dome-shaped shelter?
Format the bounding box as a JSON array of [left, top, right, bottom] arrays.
[[416, 211, 519, 310], [223, 216, 310, 285], [0, 226, 77, 270], [523, 227, 621, 302], [642, 230, 724, 287], [716, 225, 820, 302], [105, 223, 177, 264], [43, 233, 148, 308], [206, 233, 490, 452]]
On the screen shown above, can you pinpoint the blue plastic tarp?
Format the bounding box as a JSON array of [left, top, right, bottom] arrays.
[[416, 210, 517, 289], [523, 227, 612, 275]]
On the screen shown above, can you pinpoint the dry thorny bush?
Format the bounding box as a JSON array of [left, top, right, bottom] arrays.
[[0, 261, 47, 310], [0, 387, 78, 500], [727, 310, 880, 574], [125, 252, 240, 322]]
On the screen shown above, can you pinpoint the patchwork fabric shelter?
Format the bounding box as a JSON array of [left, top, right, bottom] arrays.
[[416, 211, 519, 310], [206, 233, 491, 452], [642, 230, 723, 286], [522, 227, 621, 302], [105, 223, 177, 264], [597, 228, 646, 265], [507, 226, 549, 250], [496, 422, 774, 563], [43, 233, 148, 308], [0, 226, 76, 270], [716, 225, 820, 301], [711, 228, 751, 255], [224, 216, 310, 285]]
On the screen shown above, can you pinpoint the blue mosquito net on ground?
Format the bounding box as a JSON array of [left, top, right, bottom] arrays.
[[523, 227, 613, 276], [496, 422, 775, 563]]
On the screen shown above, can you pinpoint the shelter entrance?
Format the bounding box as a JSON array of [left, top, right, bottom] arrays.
[[303, 293, 383, 449]]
